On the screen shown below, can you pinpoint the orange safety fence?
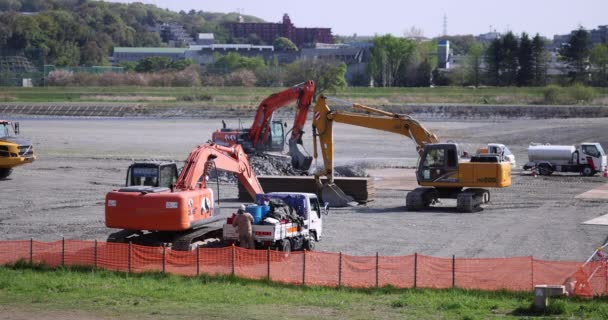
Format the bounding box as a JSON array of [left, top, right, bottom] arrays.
[[1, 240, 606, 296]]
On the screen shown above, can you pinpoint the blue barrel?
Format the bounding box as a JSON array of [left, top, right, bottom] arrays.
[[246, 205, 270, 224]]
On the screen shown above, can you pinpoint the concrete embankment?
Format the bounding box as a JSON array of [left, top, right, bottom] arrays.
[[0, 102, 606, 119]]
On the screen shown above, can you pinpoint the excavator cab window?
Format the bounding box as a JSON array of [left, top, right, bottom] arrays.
[[128, 166, 158, 187], [159, 164, 178, 188], [418, 144, 459, 182], [269, 121, 285, 150]]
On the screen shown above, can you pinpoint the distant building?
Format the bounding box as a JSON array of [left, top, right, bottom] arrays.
[[300, 42, 372, 83], [196, 33, 215, 45], [476, 32, 500, 43], [225, 14, 333, 48], [154, 23, 194, 47], [112, 47, 188, 63], [112, 45, 274, 65], [437, 40, 450, 69], [591, 25, 608, 45]]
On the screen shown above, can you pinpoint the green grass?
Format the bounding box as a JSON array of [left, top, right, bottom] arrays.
[[1, 86, 607, 106], [2, 263, 608, 319]]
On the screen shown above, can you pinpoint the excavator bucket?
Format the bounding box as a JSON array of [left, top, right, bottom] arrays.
[[288, 139, 313, 172], [321, 183, 358, 207]]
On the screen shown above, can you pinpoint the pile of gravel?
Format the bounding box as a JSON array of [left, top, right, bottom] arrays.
[[206, 154, 369, 183]]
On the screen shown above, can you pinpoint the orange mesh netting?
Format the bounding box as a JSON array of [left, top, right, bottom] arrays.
[[1, 240, 606, 296]]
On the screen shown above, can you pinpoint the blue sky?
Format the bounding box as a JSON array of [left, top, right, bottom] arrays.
[[111, 0, 607, 38]]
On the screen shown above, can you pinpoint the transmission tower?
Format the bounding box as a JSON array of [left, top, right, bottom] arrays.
[[442, 14, 448, 37]]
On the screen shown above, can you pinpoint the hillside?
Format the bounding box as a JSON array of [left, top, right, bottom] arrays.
[[0, 0, 265, 66]]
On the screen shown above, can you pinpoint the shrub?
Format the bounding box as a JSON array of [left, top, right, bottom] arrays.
[[201, 74, 225, 86], [543, 85, 562, 104], [72, 72, 98, 86], [99, 72, 124, 86], [225, 69, 257, 87], [568, 83, 596, 103], [172, 66, 201, 87], [47, 70, 74, 86]]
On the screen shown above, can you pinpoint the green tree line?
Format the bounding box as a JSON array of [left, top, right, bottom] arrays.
[[0, 0, 262, 66]]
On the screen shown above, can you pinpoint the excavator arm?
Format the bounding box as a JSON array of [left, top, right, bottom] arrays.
[[175, 143, 263, 200], [248, 80, 316, 148], [312, 95, 438, 184]]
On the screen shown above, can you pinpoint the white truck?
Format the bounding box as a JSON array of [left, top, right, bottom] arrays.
[[523, 143, 607, 176], [222, 192, 327, 253], [476, 143, 516, 167]]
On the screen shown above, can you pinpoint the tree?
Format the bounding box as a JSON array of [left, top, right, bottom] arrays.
[[516, 33, 534, 86], [531, 34, 548, 86], [272, 37, 298, 52], [485, 38, 503, 86], [369, 34, 415, 87], [169, 58, 196, 71], [501, 32, 519, 86], [559, 27, 592, 83], [590, 43, 608, 86], [135, 56, 172, 72], [467, 42, 483, 87], [211, 52, 265, 74], [284, 59, 346, 95]]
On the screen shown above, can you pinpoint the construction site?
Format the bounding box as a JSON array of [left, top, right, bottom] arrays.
[[1, 97, 607, 263]]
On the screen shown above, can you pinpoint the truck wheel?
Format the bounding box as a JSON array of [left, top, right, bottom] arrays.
[[538, 164, 553, 176], [581, 166, 595, 177], [304, 238, 315, 251], [0, 168, 12, 179]]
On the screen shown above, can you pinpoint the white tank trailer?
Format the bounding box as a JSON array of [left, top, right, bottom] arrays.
[[523, 143, 607, 176]]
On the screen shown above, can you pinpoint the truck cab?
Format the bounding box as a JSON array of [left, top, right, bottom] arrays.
[[477, 143, 516, 167]]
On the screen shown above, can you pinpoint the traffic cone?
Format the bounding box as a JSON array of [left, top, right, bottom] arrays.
[[603, 168, 608, 178], [531, 166, 538, 178]]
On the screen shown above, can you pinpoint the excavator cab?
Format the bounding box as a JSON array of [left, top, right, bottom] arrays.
[[268, 120, 286, 151], [417, 144, 460, 183], [126, 161, 178, 188]]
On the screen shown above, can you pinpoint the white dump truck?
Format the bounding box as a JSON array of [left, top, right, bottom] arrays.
[[523, 143, 607, 176], [222, 192, 327, 253]]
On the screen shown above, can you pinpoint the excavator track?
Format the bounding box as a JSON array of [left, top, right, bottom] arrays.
[[456, 188, 490, 213], [172, 226, 223, 251], [405, 187, 435, 211]]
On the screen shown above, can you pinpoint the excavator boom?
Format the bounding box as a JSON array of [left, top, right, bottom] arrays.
[[249, 80, 316, 147], [212, 81, 316, 171]]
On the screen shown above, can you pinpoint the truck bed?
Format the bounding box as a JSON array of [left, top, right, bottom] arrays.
[[222, 222, 304, 242]]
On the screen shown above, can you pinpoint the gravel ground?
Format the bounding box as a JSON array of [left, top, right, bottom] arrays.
[[1, 117, 608, 261]]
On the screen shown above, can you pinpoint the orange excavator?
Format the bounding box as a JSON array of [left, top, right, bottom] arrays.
[[105, 143, 263, 250], [212, 81, 316, 171]]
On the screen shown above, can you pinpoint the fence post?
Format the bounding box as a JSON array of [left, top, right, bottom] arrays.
[[196, 247, 200, 276], [376, 252, 379, 288], [94, 240, 98, 269], [452, 254, 456, 288], [531, 256, 534, 289], [267, 247, 270, 281], [128, 242, 132, 274], [338, 252, 342, 287], [162, 245, 166, 274], [231, 244, 235, 276], [414, 253, 418, 289], [61, 237, 65, 267], [29, 238, 33, 264], [302, 250, 306, 286]]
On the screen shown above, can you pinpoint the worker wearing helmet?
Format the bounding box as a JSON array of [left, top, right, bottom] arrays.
[[233, 204, 255, 249]]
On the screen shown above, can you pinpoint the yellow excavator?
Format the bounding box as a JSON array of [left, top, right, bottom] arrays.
[[0, 120, 35, 179], [312, 96, 511, 212]]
